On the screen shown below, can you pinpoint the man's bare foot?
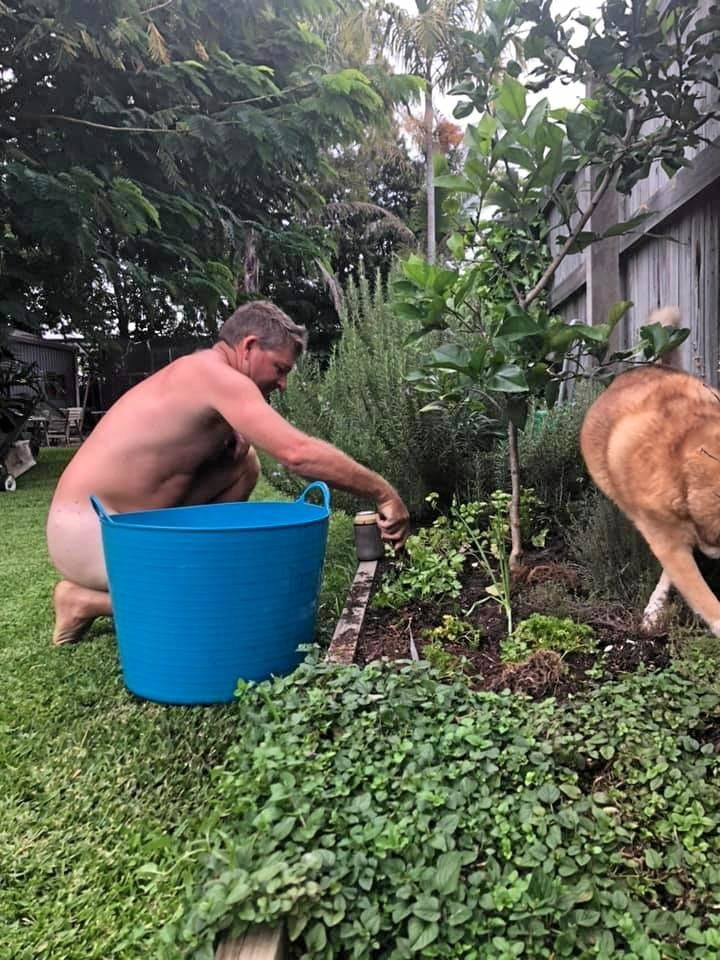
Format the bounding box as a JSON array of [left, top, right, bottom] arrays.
[[51, 580, 110, 646]]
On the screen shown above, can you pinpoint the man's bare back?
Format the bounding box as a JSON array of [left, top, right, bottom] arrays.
[[52, 349, 254, 514], [46, 301, 410, 646]]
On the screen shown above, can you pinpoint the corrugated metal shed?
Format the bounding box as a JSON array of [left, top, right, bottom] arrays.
[[8, 330, 79, 407]]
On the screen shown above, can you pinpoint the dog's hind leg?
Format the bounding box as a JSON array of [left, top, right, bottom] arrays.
[[641, 570, 673, 633], [637, 521, 720, 635]]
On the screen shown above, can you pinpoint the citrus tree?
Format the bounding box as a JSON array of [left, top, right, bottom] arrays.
[[393, 0, 718, 564]]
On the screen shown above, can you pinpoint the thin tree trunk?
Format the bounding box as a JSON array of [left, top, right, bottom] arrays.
[[424, 78, 436, 264], [114, 274, 130, 340], [507, 421, 523, 570], [243, 229, 260, 294]]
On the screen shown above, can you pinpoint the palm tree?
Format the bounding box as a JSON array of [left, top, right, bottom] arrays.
[[376, 0, 484, 263]]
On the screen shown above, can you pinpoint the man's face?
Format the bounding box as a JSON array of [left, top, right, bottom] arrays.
[[245, 342, 296, 398]]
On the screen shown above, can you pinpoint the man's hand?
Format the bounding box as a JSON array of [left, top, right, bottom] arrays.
[[376, 489, 410, 549]]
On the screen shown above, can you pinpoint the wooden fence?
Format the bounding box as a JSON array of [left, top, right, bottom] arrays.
[[549, 8, 720, 385]]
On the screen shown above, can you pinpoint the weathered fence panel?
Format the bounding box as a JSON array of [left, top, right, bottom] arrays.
[[548, 0, 720, 383], [621, 192, 720, 382]]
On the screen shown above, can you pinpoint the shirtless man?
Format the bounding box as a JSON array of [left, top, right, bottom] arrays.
[[47, 300, 410, 645]]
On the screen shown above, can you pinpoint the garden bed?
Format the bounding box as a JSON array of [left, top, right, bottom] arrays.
[[353, 546, 671, 701]]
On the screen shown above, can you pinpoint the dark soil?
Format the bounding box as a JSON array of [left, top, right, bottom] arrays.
[[356, 547, 671, 701]]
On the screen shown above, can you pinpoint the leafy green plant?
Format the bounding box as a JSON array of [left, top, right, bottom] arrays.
[[502, 614, 594, 664], [0, 350, 46, 434], [373, 527, 466, 610], [460, 490, 514, 635], [424, 613, 484, 651], [159, 659, 720, 960], [375, 488, 544, 632], [421, 639, 465, 678]]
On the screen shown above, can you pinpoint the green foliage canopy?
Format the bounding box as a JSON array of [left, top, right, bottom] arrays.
[[0, 0, 413, 342]]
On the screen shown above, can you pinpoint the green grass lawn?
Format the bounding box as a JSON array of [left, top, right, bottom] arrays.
[[0, 448, 355, 960]]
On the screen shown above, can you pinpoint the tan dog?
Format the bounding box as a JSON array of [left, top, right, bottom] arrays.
[[580, 308, 720, 635]]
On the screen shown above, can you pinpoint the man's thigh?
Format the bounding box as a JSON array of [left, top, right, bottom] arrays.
[[182, 446, 260, 506], [47, 504, 108, 591]]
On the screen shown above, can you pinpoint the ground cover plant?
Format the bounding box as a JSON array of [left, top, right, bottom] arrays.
[[357, 479, 716, 700], [160, 658, 720, 960], [0, 448, 354, 960]]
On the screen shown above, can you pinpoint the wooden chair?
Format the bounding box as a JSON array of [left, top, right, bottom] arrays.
[[66, 406, 85, 445], [46, 409, 70, 445], [45, 406, 85, 446]]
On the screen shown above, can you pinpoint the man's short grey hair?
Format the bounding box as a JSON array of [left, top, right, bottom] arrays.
[[218, 301, 308, 356]]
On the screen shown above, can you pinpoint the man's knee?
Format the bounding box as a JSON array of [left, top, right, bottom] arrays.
[[234, 445, 261, 498], [245, 446, 261, 486]]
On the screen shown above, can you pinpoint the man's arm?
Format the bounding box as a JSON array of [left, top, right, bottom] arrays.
[[207, 362, 410, 544]]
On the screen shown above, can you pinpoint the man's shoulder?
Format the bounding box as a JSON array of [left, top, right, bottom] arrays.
[[173, 348, 227, 376], [171, 348, 249, 389]]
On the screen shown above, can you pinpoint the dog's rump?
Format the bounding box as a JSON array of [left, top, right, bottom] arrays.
[[580, 366, 695, 511], [579, 334, 720, 635]]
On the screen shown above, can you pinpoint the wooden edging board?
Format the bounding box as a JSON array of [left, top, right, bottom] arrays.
[[215, 925, 286, 960], [325, 560, 378, 664], [214, 560, 377, 959]]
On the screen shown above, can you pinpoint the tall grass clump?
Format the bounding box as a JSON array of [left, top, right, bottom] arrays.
[[271, 271, 481, 516]]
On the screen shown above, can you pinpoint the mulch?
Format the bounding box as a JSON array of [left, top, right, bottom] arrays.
[[355, 550, 671, 701]]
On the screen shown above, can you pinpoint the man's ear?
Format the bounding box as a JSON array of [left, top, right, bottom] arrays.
[[239, 334, 260, 356]]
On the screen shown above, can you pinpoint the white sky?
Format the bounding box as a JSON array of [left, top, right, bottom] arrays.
[[392, 0, 603, 117]]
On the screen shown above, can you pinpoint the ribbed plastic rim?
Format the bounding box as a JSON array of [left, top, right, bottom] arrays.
[[106, 501, 329, 534]]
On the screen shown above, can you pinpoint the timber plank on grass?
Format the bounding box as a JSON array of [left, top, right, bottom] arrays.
[[215, 925, 286, 960]]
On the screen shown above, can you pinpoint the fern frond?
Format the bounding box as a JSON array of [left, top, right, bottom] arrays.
[[147, 21, 170, 65]]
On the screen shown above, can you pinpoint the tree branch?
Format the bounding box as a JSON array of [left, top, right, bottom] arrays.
[[141, 0, 175, 14], [32, 113, 177, 134], [30, 78, 315, 134], [520, 166, 612, 309], [521, 107, 638, 309]]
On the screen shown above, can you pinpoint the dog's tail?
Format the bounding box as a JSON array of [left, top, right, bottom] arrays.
[[647, 305, 683, 370]]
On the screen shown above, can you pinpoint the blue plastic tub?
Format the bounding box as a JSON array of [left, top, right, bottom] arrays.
[[90, 482, 331, 705]]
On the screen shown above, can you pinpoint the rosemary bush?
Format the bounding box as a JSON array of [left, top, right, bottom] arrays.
[[568, 489, 660, 604], [274, 272, 488, 516], [464, 383, 601, 522]]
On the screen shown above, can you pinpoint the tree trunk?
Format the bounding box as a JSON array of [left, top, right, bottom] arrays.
[[424, 78, 436, 265], [114, 273, 130, 340], [507, 421, 523, 570], [243, 229, 260, 294]]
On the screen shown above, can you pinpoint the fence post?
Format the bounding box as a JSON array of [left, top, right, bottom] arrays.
[[586, 169, 623, 346]]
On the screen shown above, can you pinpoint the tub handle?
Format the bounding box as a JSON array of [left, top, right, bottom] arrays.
[[298, 481, 331, 510], [89, 495, 114, 523]]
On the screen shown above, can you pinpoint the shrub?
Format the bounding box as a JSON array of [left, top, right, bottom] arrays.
[[273, 271, 491, 516], [567, 489, 660, 603]]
